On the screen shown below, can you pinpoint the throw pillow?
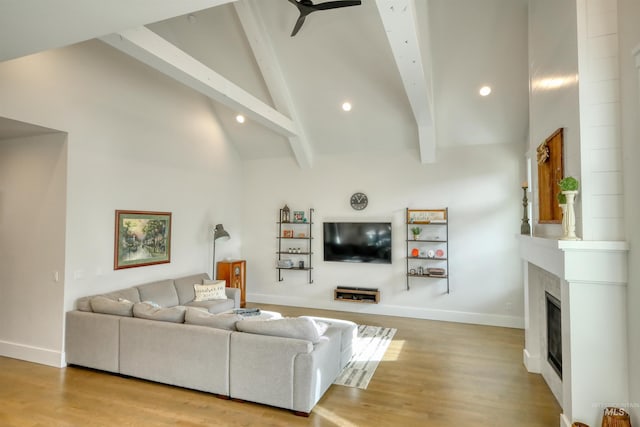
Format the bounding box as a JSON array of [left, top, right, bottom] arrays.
[[193, 280, 226, 301], [76, 297, 92, 312], [184, 308, 242, 330], [235, 317, 327, 343], [133, 302, 186, 323], [90, 296, 134, 317], [300, 316, 330, 336], [141, 300, 160, 308]]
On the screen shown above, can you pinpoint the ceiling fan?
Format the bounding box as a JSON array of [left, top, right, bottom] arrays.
[[287, 0, 362, 37]]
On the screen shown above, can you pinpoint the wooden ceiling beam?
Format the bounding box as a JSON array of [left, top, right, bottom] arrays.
[[234, 0, 313, 168], [375, 0, 436, 163], [101, 26, 299, 138]]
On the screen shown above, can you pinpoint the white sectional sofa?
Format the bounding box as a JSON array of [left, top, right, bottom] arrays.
[[65, 273, 356, 415]]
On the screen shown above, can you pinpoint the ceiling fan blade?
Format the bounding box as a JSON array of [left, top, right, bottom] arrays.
[[287, 0, 360, 37], [290, 14, 307, 37], [314, 0, 361, 10]]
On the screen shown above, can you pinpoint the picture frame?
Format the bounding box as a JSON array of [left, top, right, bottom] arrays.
[[407, 209, 447, 224], [293, 210, 305, 222], [282, 229, 294, 238], [537, 128, 563, 224], [114, 210, 172, 270]]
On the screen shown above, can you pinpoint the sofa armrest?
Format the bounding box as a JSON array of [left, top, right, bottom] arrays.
[[229, 332, 312, 409], [304, 316, 357, 368], [225, 287, 240, 308], [65, 311, 121, 372], [293, 327, 342, 413]]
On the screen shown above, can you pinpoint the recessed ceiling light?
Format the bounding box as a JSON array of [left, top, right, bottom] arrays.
[[342, 102, 352, 112], [479, 86, 492, 97], [235, 114, 245, 124]]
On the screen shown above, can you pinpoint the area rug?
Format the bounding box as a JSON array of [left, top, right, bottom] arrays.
[[333, 325, 397, 390]]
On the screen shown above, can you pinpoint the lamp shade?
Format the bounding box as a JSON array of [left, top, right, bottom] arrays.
[[213, 224, 230, 242]]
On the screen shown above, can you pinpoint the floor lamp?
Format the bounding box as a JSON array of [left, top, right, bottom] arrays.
[[212, 224, 230, 279]]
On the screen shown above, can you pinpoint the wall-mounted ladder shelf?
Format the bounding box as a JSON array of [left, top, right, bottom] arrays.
[[406, 207, 449, 293]]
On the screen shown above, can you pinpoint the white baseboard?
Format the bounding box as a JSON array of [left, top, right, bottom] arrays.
[[0, 339, 64, 368], [560, 413, 571, 427], [247, 293, 524, 329], [523, 348, 541, 373]]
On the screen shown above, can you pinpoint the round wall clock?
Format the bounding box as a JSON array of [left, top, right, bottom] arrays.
[[350, 192, 368, 210]]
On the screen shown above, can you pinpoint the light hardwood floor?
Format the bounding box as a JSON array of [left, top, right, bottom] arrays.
[[0, 304, 561, 426]]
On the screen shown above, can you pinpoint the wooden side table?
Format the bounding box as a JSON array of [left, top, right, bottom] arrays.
[[216, 259, 246, 308]]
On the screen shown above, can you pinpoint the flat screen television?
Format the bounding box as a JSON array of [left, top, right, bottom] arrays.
[[323, 222, 392, 264]]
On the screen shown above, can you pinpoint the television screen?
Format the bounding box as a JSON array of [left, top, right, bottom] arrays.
[[323, 222, 392, 264]]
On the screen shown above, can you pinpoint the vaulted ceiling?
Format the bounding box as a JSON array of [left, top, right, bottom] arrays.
[[0, 0, 529, 167]]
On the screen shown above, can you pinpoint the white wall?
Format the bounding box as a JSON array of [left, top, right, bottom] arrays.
[[0, 40, 244, 366], [619, 0, 640, 423], [242, 144, 525, 327], [0, 133, 67, 366], [528, 0, 581, 238]]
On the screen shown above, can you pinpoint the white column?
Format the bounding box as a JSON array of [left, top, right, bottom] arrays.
[[575, 0, 625, 240], [559, 241, 629, 425], [523, 260, 542, 372], [519, 236, 628, 427]]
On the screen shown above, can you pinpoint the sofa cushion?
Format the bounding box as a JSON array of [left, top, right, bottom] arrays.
[[299, 316, 330, 336], [133, 302, 186, 323], [90, 296, 134, 316], [174, 273, 210, 304], [103, 287, 141, 304], [136, 280, 179, 307], [77, 296, 93, 312], [185, 308, 243, 330], [303, 316, 357, 369], [235, 317, 328, 343], [186, 298, 234, 314], [194, 280, 227, 301]]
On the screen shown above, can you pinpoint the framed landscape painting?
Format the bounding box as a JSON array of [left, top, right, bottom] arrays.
[[114, 210, 172, 270]]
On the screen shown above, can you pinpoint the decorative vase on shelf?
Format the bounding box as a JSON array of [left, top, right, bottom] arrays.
[[559, 204, 568, 238], [561, 190, 580, 240], [558, 176, 580, 240]]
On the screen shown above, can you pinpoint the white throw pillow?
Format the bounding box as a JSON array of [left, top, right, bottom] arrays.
[[133, 302, 186, 323], [90, 296, 134, 317], [193, 280, 227, 301], [185, 308, 242, 330], [300, 316, 330, 336]]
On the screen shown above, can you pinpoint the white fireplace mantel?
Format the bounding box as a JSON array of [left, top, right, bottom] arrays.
[[518, 235, 629, 427]]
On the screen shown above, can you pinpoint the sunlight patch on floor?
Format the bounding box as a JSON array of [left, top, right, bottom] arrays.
[[382, 339, 404, 362], [350, 338, 403, 363], [314, 404, 359, 427]]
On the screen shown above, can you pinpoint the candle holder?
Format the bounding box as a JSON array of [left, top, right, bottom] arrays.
[[521, 186, 531, 235]]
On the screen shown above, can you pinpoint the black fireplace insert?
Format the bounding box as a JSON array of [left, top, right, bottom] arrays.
[[546, 291, 562, 378]]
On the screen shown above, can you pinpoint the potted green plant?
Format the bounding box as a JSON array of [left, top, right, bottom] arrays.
[[558, 176, 579, 192], [411, 227, 421, 240], [558, 176, 580, 240], [557, 192, 566, 205]]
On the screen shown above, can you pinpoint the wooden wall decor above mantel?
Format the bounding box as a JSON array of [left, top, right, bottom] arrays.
[[537, 128, 564, 224]]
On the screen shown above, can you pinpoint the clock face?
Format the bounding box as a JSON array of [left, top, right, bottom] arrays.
[[350, 192, 368, 210]]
